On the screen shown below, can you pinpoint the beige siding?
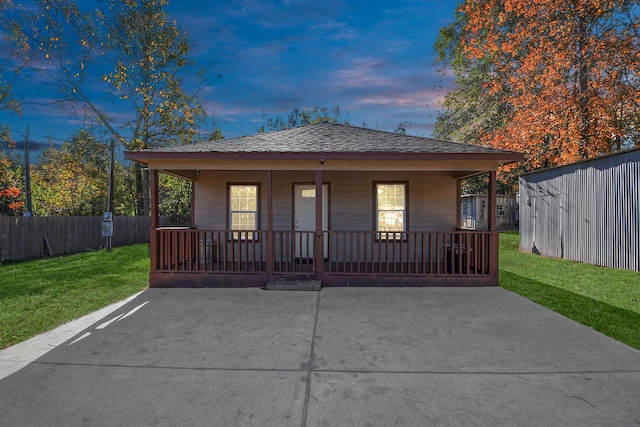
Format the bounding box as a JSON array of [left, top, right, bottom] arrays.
[[194, 170, 456, 231], [327, 171, 456, 231]]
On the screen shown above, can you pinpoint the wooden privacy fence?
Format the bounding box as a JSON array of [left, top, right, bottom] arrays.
[[0, 216, 151, 262]]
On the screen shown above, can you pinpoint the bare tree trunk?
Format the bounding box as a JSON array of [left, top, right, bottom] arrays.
[[135, 162, 144, 216]]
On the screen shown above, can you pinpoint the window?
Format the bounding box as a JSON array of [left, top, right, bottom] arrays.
[[375, 183, 406, 239], [229, 184, 259, 239]]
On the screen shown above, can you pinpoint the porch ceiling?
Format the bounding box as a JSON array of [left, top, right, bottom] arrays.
[[134, 157, 511, 174]]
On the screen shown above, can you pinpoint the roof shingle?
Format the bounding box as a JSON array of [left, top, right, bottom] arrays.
[[154, 123, 517, 155]]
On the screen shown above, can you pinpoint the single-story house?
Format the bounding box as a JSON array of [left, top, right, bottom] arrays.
[[125, 123, 523, 287], [519, 147, 640, 272]]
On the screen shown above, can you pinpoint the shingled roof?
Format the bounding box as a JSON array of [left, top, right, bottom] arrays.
[[147, 123, 516, 155]]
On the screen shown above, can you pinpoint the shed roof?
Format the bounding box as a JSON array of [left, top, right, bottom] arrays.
[[520, 145, 640, 178], [125, 123, 523, 163]]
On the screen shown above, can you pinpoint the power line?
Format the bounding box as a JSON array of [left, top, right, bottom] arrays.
[[7, 127, 68, 143]]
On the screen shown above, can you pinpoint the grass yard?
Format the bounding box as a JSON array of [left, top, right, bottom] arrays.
[[500, 232, 640, 350], [0, 244, 149, 350]]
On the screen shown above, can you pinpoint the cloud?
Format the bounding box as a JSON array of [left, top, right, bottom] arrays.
[[355, 89, 445, 109], [2, 0, 459, 143], [13, 139, 61, 153]]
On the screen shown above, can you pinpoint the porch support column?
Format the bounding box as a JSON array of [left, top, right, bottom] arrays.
[[266, 170, 274, 277], [149, 168, 159, 274], [315, 169, 324, 281], [488, 170, 499, 277], [455, 178, 462, 229], [190, 180, 196, 229]]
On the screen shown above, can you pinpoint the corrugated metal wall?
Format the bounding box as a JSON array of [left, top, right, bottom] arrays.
[[519, 148, 640, 272]]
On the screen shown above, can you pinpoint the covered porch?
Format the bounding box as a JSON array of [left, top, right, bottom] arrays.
[[146, 168, 499, 287]]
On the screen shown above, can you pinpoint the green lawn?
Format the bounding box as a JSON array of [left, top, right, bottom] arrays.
[[0, 244, 149, 350], [500, 232, 640, 350]]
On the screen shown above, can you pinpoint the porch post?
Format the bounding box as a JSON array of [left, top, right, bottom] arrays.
[[488, 170, 499, 277], [149, 168, 159, 274], [456, 178, 462, 229], [266, 170, 274, 277], [315, 169, 324, 281], [190, 180, 196, 229]]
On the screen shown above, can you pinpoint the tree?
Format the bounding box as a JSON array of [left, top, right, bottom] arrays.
[[0, 1, 25, 216], [433, 7, 510, 146], [0, 130, 24, 215], [158, 123, 224, 225], [31, 130, 108, 216], [2, 0, 207, 216], [258, 106, 350, 132], [100, 0, 207, 215], [394, 121, 411, 135], [112, 161, 138, 216], [0, 1, 24, 115], [158, 174, 191, 225], [436, 0, 640, 171]]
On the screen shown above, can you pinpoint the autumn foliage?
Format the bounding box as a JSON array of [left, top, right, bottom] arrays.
[[0, 186, 24, 211], [0, 154, 24, 215], [446, 0, 640, 170]]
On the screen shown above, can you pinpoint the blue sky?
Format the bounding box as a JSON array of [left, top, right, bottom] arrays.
[[1, 0, 459, 153]]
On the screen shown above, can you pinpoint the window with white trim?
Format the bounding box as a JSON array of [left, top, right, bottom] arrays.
[[375, 183, 406, 239], [229, 184, 258, 239]]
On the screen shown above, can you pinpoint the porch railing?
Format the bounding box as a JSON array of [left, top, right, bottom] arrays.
[[153, 228, 268, 273], [152, 228, 494, 277], [327, 230, 491, 276]]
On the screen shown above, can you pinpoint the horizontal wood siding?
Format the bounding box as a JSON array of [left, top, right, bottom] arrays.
[[0, 216, 151, 262], [194, 170, 456, 231], [520, 149, 640, 271]]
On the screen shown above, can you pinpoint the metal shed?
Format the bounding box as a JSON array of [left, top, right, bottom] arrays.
[[519, 147, 640, 272], [460, 194, 519, 231]]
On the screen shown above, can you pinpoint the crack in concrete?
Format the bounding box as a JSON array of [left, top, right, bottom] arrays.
[[301, 290, 322, 427]]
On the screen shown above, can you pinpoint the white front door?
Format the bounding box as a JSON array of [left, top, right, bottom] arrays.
[[294, 184, 328, 258]]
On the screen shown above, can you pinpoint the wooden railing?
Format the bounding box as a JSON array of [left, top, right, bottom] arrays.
[[152, 228, 494, 277], [327, 231, 492, 276], [153, 228, 317, 274], [153, 228, 268, 273], [273, 231, 315, 274]]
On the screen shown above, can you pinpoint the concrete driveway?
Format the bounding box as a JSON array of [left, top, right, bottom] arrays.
[[1, 287, 639, 426]]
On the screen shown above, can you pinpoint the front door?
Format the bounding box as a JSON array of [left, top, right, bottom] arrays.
[[294, 184, 328, 258]]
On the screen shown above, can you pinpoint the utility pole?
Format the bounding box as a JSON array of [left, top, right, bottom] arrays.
[[24, 124, 33, 216], [103, 137, 116, 251]]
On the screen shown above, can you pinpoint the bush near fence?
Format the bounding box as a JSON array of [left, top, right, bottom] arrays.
[[0, 216, 152, 262]]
